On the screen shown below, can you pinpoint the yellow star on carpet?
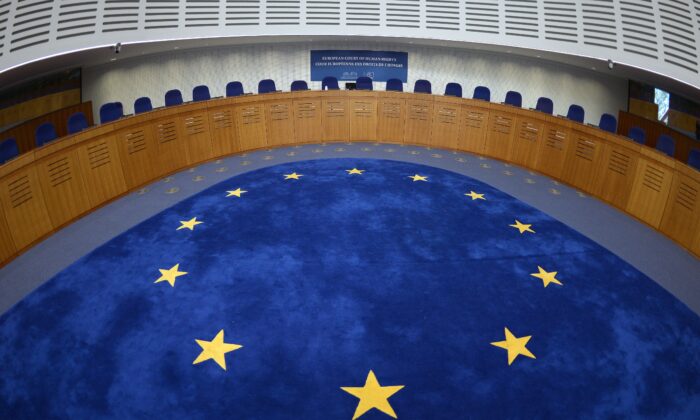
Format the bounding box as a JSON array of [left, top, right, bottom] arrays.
[[226, 188, 247, 197], [154, 264, 187, 287], [408, 174, 428, 182], [510, 220, 535, 234], [284, 172, 303, 180], [490, 327, 536, 365], [465, 191, 486, 200], [177, 217, 203, 231], [530, 266, 563, 287], [346, 168, 365, 175], [193, 329, 242, 371], [341, 370, 404, 420]]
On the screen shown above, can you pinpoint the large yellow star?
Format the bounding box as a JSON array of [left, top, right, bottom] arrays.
[[177, 217, 203, 231], [408, 174, 428, 182], [346, 168, 365, 175], [226, 188, 247, 197], [490, 327, 536, 365], [193, 329, 243, 370], [530, 266, 563, 287], [465, 191, 486, 200], [154, 264, 187, 287], [509, 219, 535, 234], [341, 370, 404, 420], [284, 172, 303, 180]]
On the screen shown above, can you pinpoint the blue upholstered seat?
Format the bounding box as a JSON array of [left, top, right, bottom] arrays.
[[386, 79, 403, 92], [99, 102, 122, 124], [444, 82, 462, 98], [599, 113, 617, 133], [291, 80, 308, 91], [134, 97, 153, 114], [356, 77, 373, 91], [473, 86, 490, 101], [165, 89, 183, 107], [322, 76, 339, 91], [0, 138, 19, 164], [627, 126, 646, 144], [258, 79, 276, 94], [67, 112, 88, 134], [656, 135, 675, 157], [535, 97, 554, 114], [414, 79, 431, 94], [504, 91, 522, 107], [226, 81, 244, 97], [567, 104, 585, 123], [688, 149, 700, 170], [193, 85, 211, 102], [35, 122, 58, 147]]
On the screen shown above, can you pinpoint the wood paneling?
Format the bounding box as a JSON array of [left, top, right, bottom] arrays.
[[405, 98, 433, 145], [322, 97, 349, 141], [152, 117, 189, 176], [377, 97, 405, 143], [0, 204, 16, 263], [561, 129, 605, 192], [75, 134, 128, 207], [349, 95, 378, 141], [182, 111, 214, 164], [208, 106, 239, 156], [0, 89, 82, 132], [510, 116, 543, 168], [618, 110, 698, 163], [626, 151, 675, 228], [594, 140, 640, 210], [265, 100, 295, 146], [659, 166, 700, 248], [114, 124, 159, 189], [235, 103, 267, 150], [430, 97, 462, 149], [459, 106, 489, 154], [536, 122, 571, 179], [293, 99, 323, 143], [485, 111, 516, 160]]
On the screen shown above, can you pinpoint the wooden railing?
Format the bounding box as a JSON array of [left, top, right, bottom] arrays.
[[0, 91, 698, 267]]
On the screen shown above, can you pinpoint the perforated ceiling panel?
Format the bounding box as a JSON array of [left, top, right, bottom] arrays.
[[0, 1, 699, 91]]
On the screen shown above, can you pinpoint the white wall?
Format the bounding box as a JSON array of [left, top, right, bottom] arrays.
[[83, 42, 628, 125]]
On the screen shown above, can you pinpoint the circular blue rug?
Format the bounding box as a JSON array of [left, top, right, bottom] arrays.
[[1, 158, 699, 419]]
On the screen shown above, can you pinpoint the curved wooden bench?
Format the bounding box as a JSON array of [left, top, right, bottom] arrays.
[[0, 90, 698, 266]]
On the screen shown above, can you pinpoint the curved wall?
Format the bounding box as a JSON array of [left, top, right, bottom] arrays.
[[83, 42, 628, 124], [1, 1, 699, 92]]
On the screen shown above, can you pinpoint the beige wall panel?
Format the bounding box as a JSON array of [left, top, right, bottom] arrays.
[[405, 98, 433, 145], [509, 117, 543, 169], [484, 111, 516, 160], [293, 99, 323, 143], [266, 100, 295, 146], [235, 104, 268, 151], [76, 134, 128, 207], [377, 98, 405, 143], [593, 143, 640, 210], [626, 158, 674, 228], [322, 98, 350, 141], [350, 98, 378, 141], [208, 106, 239, 156], [659, 170, 700, 248], [0, 166, 53, 250], [535, 125, 571, 179], [182, 111, 215, 164], [561, 130, 605, 193], [115, 125, 159, 189], [458, 106, 489, 154], [430, 99, 462, 149], [35, 150, 91, 228]]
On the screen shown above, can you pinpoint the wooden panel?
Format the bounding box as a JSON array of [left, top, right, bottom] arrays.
[[75, 134, 128, 206], [266, 100, 295, 146], [152, 118, 189, 176], [459, 105, 489, 154], [561, 129, 605, 192], [293, 99, 323, 143], [235, 104, 267, 150], [182, 111, 214, 164], [208, 106, 239, 156], [322, 98, 350, 141], [485, 111, 515, 160], [536, 124, 571, 178], [0, 203, 17, 263], [693, 221, 700, 257], [430, 99, 462, 149], [509, 116, 543, 168], [594, 142, 640, 209], [0, 89, 82, 129], [626, 156, 674, 228], [618, 110, 696, 163], [114, 125, 159, 189], [405, 98, 433, 145], [35, 149, 91, 227], [659, 169, 700, 248], [0, 166, 53, 249], [377, 98, 405, 143], [350, 98, 378, 141]]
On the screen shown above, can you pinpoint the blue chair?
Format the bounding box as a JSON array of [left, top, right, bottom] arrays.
[[322, 76, 339, 90], [67, 112, 89, 134], [535, 97, 554, 114], [567, 104, 585, 123], [35, 122, 58, 147], [193, 85, 211, 102], [473, 86, 491, 101], [0, 138, 19, 164], [688, 149, 700, 170], [627, 126, 646, 144], [226, 81, 244, 97], [445, 82, 462, 98], [656, 135, 675, 157], [165, 89, 183, 107], [504, 91, 522, 107], [258, 79, 276, 94], [356, 76, 373, 91], [134, 97, 153, 114], [599, 113, 617, 133], [114, 102, 124, 117], [99, 102, 121, 124], [386, 79, 403, 92], [414, 79, 431, 94], [291, 80, 308, 91]]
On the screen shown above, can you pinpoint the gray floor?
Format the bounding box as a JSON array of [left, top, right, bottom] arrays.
[[1, 142, 699, 315]]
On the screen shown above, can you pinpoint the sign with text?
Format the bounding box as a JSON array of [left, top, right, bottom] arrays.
[[310, 50, 408, 82]]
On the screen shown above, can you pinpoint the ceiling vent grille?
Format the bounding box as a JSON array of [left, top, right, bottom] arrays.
[[305, 1, 340, 25], [425, 0, 459, 31], [465, 0, 499, 35], [505, 0, 539, 39], [145, 0, 180, 29], [659, 0, 698, 73], [581, 0, 617, 49], [266, 0, 300, 25], [543, 0, 578, 43], [57, 1, 97, 39], [386, 0, 419, 28], [102, 0, 140, 33], [0, 1, 11, 56], [619, 0, 658, 59], [226, 0, 260, 26], [185, 0, 219, 27], [346, 1, 380, 26], [10, 0, 52, 51]]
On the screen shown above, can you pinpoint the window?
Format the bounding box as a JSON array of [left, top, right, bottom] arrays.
[[655, 88, 670, 124]]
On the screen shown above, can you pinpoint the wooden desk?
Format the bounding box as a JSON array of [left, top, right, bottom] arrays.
[[1, 91, 699, 266]]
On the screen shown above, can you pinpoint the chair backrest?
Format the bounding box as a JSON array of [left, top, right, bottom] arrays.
[[535, 97, 554, 114], [386, 78, 403, 92], [688, 149, 700, 170], [165, 89, 183, 107], [99, 102, 120, 124], [290, 80, 308, 91], [656, 134, 675, 157], [114, 102, 123, 117], [356, 76, 373, 91], [599, 113, 617, 133], [567, 104, 585, 123], [414, 79, 432, 94], [134, 97, 153, 114], [321, 76, 339, 90], [627, 126, 646, 144], [226, 81, 244, 97], [444, 82, 462, 98], [473, 86, 491, 101], [505, 91, 522, 107], [258, 79, 276, 94], [67, 112, 88, 134], [0, 138, 19, 164], [193, 85, 211, 102], [35, 122, 58, 147]]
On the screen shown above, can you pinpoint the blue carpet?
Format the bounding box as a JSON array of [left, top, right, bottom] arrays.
[[1, 158, 699, 419]]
